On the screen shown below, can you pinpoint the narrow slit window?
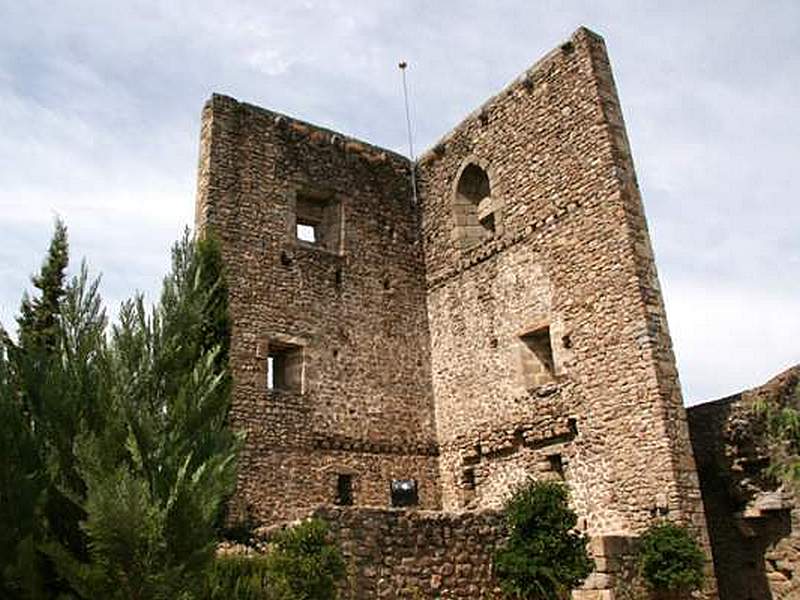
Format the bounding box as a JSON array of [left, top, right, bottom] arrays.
[[267, 356, 276, 390], [462, 468, 476, 490], [335, 474, 353, 506], [547, 454, 565, 480]]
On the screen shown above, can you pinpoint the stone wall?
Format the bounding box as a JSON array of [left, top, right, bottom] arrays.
[[196, 94, 440, 523], [416, 27, 711, 567], [253, 507, 638, 600], [688, 366, 800, 600], [195, 26, 717, 596], [316, 507, 505, 598]]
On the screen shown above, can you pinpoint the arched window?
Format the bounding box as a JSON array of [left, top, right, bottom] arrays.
[[454, 163, 499, 247]]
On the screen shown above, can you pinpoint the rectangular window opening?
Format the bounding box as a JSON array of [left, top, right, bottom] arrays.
[[390, 479, 418, 508], [519, 326, 555, 388], [295, 193, 342, 253], [266, 341, 304, 393], [462, 468, 476, 490], [335, 474, 353, 506], [547, 454, 565, 480]]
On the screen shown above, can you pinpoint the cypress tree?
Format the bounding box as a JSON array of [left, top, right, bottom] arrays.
[[1, 224, 241, 599]]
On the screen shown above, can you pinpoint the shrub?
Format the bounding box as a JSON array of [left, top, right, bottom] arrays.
[[205, 554, 271, 600], [265, 518, 345, 600], [638, 522, 704, 592], [494, 480, 593, 600]]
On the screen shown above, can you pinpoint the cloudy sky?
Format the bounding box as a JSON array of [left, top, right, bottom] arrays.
[[1, 1, 797, 404]]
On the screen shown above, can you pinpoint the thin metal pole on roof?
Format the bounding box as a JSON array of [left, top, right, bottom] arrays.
[[399, 61, 418, 205]]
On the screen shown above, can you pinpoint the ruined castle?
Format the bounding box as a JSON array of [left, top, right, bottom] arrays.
[[196, 27, 721, 598]]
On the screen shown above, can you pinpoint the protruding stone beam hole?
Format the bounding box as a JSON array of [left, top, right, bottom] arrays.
[[561, 333, 573, 349], [266, 340, 304, 393], [568, 417, 578, 436], [294, 192, 343, 254], [519, 325, 555, 388], [390, 479, 418, 508], [335, 473, 354, 506], [454, 163, 498, 247]]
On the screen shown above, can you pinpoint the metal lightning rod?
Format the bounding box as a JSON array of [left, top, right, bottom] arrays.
[[398, 61, 418, 205]]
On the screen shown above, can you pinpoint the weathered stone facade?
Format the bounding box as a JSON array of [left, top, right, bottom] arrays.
[[688, 366, 800, 599], [196, 27, 717, 597]]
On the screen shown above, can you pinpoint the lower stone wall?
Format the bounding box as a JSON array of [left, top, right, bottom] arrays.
[[287, 507, 639, 599], [316, 507, 505, 598], [687, 366, 800, 600]]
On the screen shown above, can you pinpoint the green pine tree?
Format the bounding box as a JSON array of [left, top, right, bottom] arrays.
[[17, 219, 69, 354], [44, 230, 242, 599], [0, 224, 241, 599]]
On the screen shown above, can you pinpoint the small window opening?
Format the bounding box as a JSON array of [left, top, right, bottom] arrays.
[[335, 474, 353, 506], [266, 342, 304, 393], [547, 454, 565, 480], [295, 193, 342, 253], [462, 468, 476, 490], [390, 479, 418, 508], [519, 326, 555, 387]]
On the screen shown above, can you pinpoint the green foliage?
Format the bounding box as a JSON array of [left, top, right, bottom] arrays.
[[265, 518, 346, 600], [755, 383, 800, 488], [0, 338, 48, 598], [17, 218, 69, 354], [0, 224, 241, 599], [637, 522, 704, 592], [204, 555, 271, 600], [493, 480, 593, 600]]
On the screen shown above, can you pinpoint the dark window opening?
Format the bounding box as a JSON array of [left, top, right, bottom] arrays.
[[267, 342, 304, 393], [390, 479, 418, 508], [547, 454, 565, 480], [519, 326, 555, 387], [335, 474, 353, 506], [462, 468, 476, 490]]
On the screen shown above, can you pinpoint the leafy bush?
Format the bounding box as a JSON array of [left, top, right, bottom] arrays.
[[638, 522, 704, 592], [494, 480, 593, 600], [205, 554, 271, 600], [755, 384, 800, 489], [265, 518, 345, 600]]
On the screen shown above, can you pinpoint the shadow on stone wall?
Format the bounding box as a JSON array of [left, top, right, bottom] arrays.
[[688, 366, 800, 600]]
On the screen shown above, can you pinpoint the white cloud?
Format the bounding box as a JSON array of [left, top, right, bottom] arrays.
[[665, 280, 800, 404], [1, 0, 798, 404]]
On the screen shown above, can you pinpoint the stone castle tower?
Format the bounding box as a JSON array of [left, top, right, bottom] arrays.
[[196, 27, 716, 595]]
